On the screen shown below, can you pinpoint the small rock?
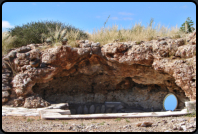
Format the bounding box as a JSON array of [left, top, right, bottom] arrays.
[[172, 126, 177, 130], [190, 117, 196, 122], [152, 124, 158, 127], [162, 119, 167, 123], [85, 40, 89, 43], [178, 118, 187, 122], [178, 126, 183, 130], [171, 119, 176, 122], [159, 41, 168, 45], [68, 126, 73, 130], [187, 124, 195, 129], [91, 42, 100, 47], [123, 125, 128, 129], [181, 126, 187, 131], [82, 43, 91, 48], [136, 121, 153, 127], [180, 122, 185, 125]]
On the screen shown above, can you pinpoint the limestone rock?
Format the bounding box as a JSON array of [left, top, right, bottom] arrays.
[[2, 86, 11, 91], [2, 91, 10, 98], [2, 97, 8, 103], [91, 42, 100, 47], [187, 31, 196, 45], [14, 97, 24, 107], [175, 45, 196, 58], [1, 32, 196, 109], [23, 96, 50, 108]]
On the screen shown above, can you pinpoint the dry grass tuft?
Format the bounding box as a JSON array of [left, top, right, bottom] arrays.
[[88, 23, 186, 46], [2, 32, 17, 56]]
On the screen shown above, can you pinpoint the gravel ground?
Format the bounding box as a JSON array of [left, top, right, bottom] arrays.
[[2, 115, 196, 132]]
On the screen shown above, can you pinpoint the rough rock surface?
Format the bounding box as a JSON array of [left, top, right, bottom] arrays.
[[2, 31, 196, 110]]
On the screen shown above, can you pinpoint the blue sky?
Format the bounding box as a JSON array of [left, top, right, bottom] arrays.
[[164, 94, 178, 111], [2, 2, 196, 34]]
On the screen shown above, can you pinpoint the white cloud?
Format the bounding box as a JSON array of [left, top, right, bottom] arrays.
[[118, 12, 134, 16], [2, 21, 14, 28], [31, 2, 37, 5], [96, 16, 101, 19], [181, 5, 187, 8], [123, 17, 133, 20], [111, 17, 119, 20]]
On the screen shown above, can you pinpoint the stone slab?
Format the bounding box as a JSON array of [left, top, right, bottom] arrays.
[[39, 109, 71, 115], [40, 110, 190, 120], [47, 103, 69, 109]]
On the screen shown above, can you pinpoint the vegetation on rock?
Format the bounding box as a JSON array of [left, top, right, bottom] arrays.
[[180, 17, 195, 33], [2, 18, 192, 56]]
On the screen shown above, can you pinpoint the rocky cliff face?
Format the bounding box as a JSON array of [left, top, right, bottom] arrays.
[[2, 32, 196, 112]]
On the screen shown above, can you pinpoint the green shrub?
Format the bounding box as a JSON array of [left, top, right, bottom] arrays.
[[6, 20, 88, 48]]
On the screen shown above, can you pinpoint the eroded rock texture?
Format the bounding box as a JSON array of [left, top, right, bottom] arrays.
[[2, 32, 196, 111]]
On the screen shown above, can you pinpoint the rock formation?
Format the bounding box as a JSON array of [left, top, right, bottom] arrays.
[[2, 32, 196, 112]]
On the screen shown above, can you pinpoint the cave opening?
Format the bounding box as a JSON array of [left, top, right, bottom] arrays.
[[32, 72, 189, 114], [30, 55, 189, 114]]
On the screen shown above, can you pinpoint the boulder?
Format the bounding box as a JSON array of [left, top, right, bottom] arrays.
[[23, 96, 50, 108]]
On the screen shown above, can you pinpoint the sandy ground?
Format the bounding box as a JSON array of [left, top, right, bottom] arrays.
[[2, 115, 196, 132]]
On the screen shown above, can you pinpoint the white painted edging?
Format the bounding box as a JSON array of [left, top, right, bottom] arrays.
[[40, 110, 190, 120]]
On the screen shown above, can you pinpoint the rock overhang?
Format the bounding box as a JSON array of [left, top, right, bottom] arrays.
[[2, 32, 196, 112]]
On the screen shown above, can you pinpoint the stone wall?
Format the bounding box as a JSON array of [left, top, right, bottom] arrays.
[[2, 32, 196, 112]]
